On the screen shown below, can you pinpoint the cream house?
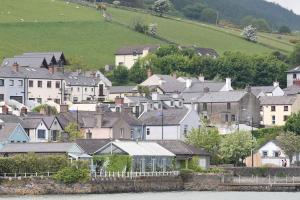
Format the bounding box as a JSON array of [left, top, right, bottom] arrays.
[[115, 45, 159, 69], [260, 95, 300, 127]]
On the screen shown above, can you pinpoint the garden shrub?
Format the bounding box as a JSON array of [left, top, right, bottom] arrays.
[[54, 167, 89, 184], [93, 155, 132, 172]]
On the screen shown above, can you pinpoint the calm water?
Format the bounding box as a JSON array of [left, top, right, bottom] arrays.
[[1, 192, 300, 200]]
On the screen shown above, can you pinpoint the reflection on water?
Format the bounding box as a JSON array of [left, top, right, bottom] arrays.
[[1, 191, 300, 200]]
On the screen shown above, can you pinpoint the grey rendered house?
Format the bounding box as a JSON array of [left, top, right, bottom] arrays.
[[197, 89, 260, 134]]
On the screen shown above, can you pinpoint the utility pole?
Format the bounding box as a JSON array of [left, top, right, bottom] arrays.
[[251, 116, 254, 167], [161, 101, 164, 140]]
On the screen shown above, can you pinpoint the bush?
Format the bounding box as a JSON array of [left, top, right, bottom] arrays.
[[54, 167, 89, 184], [180, 168, 194, 176], [93, 155, 132, 172], [0, 154, 69, 173]]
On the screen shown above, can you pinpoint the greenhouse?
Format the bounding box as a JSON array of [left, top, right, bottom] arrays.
[[94, 140, 175, 172]]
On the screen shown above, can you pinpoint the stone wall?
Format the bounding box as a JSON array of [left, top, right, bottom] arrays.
[[0, 176, 183, 195], [225, 167, 300, 177], [182, 174, 233, 191]]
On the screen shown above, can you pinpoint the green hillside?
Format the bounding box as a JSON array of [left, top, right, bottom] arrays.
[[0, 0, 298, 69]]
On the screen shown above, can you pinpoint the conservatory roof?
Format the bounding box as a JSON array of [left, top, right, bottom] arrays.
[[95, 140, 175, 157]]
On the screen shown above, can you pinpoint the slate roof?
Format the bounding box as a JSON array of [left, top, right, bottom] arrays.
[[251, 86, 275, 97], [14, 55, 56, 65], [260, 96, 297, 105], [22, 118, 42, 129], [180, 93, 205, 103], [21, 116, 55, 129], [0, 114, 24, 125], [183, 81, 226, 93], [76, 139, 111, 154], [283, 85, 300, 96], [0, 123, 19, 142], [287, 66, 300, 73], [139, 108, 188, 125], [0, 143, 82, 153], [195, 48, 219, 57], [110, 86, 137, 94], [115, 45, 159, 55], [0, 65, 62, 79], [198, 91, 247, 103], [153, 140, 210, 156], [22, 52, 65, 63], [1, 57, 47, 68], [159, 82, 186, 93]]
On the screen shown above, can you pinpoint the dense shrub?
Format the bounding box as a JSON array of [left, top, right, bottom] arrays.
[[54, 167, 89, 184], [252, 127, 283, 147], [0, 154, 69, 173], [93, 155, 132, 172]]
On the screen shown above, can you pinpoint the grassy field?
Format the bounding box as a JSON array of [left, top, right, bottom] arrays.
[[0, 0, 299, 69]]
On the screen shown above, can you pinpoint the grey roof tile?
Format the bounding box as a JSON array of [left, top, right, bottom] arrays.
[[198, 91, 247, 103], [0, 123, 18, 141], [110, 86, 137, 94], [76, 139, 111, 154], [0, 143, 82, 153], [260, 96, 297, 105]]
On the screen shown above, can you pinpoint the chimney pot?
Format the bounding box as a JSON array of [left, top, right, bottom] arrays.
[[12, 62, 19, 72], [147, 68, 153, 78], [2, 105, 9, 115], [60, 104, 69, 113]]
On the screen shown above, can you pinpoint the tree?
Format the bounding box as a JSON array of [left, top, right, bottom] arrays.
[[242, 25, 257, 42], [284, 112, 300, 135], [278, 25, 291, 34], [201, 8, 218, 24], [112, 65, 129, 85], [252, 18, 271, 32], [153, 0, 171, 16], [277, 132, 300, 163], [291, 43, 300, 66], [220, 131, 256, 166], [182, 3, 205, 20], [129, 62, 147, 83], [65, 122, 82, 142], [147, 23, 158, 36], [185, 121, 222, 164]]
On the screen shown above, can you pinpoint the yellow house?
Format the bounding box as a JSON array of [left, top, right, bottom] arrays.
[[260, 94, 300, 127]]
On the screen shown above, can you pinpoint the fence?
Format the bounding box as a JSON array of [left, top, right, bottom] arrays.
[[0, 172, 57, 180], [232, 175, 300, 185], [92, 171, 180, 179]]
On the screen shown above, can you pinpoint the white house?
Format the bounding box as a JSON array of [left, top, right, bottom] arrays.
[[115, 45, 159, 69], [139, 108, 200, 140], [251, 82, 284, 98]]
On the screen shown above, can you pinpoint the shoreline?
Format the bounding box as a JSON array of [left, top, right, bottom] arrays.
[[0, 174, 300, 195]]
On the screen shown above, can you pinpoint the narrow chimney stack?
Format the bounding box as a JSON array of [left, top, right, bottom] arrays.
[[20, 107, 27, 116], [60, 104, 69, 113], [2, 105, 9, 115], [48, 66, 54, 74], [147, 68, 153, 78], [12, 62, 19, 72], [95, 105, 103, 128], [186, 79, 192, 88], [198, 75, 205, 82], [115, 97, 124, 105], [273, 81, 279, 87]]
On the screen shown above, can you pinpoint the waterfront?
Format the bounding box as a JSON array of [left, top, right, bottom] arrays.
[[1, 192, 300, 200]]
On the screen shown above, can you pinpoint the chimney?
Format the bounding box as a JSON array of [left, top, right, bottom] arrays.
[[2, 105, 8, 115], [225, 78, 232, 90], [186, 79, 192, 88], [20, 107, 27, 116], [12, 62, 19, 72], [115, 97, 124, 105], [152, 92, 158, 101], [95, 105, 103, 128], [147, 68, 153, 78], [158, 78, 165, 86], [273, 81, 279, 87], [198, 75, 205, 82], [246, 85, 251, 93], [48, 66, 54, 74], [171, 72, 177, 79], [60, 104, 69, 113], [204, 87, 210, 93]]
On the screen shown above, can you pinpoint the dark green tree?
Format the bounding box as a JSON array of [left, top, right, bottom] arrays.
[[278, 25, 291, 34], [112, 65, 129, 85], [129, 62, 147, 83], [153, 0, 171, 16], [182, 3, 205, 20], [201, 8, 218, 24], [284, 112, 300, 135], [291, 43, 300, 66]]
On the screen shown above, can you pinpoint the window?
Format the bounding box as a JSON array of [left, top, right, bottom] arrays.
[[271, 106, 276, 112], [170, 101, 174, 107], [179, 101, 182, 107], [260, 106, 263, 112], [116, 107, 121, 112], [225, 114, 229, 122], [55, 81, 60, 88], [274, 151, 280, 158], [73, 97, 78, 103], [86, 97, 91, 101], [37, 98, 42, 104], [91, 88, 94, 92], [227, 103, 231, 110], [183, 125, 188, 136], [231, 115, 236, 121], [18, 80, 23, 86], [86, 131, 92, 139], [130, 129, 134, 139], [71, 87, 73, 92], [37, 130, 46, 139], [158, 103, 162, 109], [203, 103, 207, 111], [77, 87, 80, 92], [272, 115, 276, 124], [293, 74, 297, 79], [99, 84, 104, 96], [29, 80, 33, 87], [284, 106, 289, 112], [120, 128, 124, 138], [47, 81, 51, 88], [38, 81, 42, 88], [85, 88, 87, 92], [262, 151, 268, 157], [146, 128, 150, 135], [54, 99, 60, 104], [0, 79, 4, 86], [9, 80, 14, 86], [284, 115, 289, 121], [0, 94, 4, 101]]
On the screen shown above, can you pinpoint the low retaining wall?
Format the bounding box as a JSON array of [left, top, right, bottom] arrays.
[[225, 167, 300, 177], [219, 183, 300, 192], [0, 176, 183, 195]]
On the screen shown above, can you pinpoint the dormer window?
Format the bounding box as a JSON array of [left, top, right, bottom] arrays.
[[293, 74, 297, 79]]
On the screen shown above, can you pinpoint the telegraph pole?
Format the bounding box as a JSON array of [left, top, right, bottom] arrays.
[[161, 101, 164, 140]]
